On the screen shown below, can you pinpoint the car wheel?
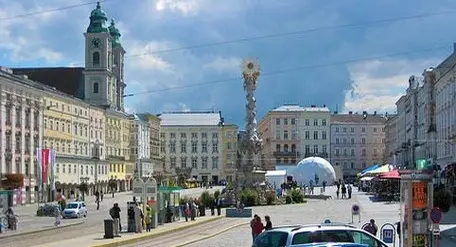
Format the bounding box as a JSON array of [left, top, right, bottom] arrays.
[[84, 212, 87, 218]]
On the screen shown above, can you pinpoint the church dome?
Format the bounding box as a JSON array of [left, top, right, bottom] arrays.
[[289, 157, 336, 185], [109, 19, 122, 47], [87, 2, 109, 33]]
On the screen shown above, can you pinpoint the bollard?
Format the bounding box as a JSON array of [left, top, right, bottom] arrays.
[[104, 219, 114, 239]]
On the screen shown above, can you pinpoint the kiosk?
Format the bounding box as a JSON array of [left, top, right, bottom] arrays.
[[399, 170, 433, 247]]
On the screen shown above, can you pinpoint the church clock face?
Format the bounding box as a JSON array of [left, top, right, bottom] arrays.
[[92, 38, 101, 48]]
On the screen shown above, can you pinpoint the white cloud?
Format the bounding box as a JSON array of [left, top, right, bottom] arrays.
[[179, 103, 191, 112], [0, 0, 69, 63], [155, 0, 202, 16], [126, 41, 173, 72], [343, 59, 439, 113], [203, 56, 241, 74]]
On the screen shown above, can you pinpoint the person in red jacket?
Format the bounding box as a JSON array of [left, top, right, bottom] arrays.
[[251, 214, 264, 244]]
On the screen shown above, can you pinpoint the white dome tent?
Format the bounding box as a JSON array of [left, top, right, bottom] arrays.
[[289, 157, 336, 186]]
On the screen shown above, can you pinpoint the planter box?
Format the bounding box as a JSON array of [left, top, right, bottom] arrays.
[[226, 208, 252, 218]]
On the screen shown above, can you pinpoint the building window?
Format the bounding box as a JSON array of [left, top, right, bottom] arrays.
[[322, 131, 327, 140], [362, 138, 366, 144], [291, 118, 296, 125], [322, 144, 327, 154], [170, 143, 176, 153], [276, 118, 280, 125], [202, 157, 208, 169], [335, 149, 339, 156], [291, 130, 298, 140], [191, 157, 197, 168], [275, 130, 280, 140], [335, 138, 339, 144], [212, 157, 219, 169], [283, 118, 288, 125], [283, 130, 289, 140], [343, 127, 347, 132], [191, 142, 197, 153], [362, 149, 366, 156], [180, 143, 186, 153], [322, 119, 327, 126], [202, 143, 208, 153], [93, 82, 99, 94], [335, 127, 339, 132], [373, 127, 377, 133], [351, 138, 355, 144], [313, 145, 319, 154], [350, 162, 355, 169], [305, 119, 309, 126], [181, 157, 187, 168], [362, 127, 366, 132], [350, 127, 354, 132], [351, 149, 355, 156], [284, 144, 289, 152], [212, 142, 218, 153], [362, 162, 366, 168], [305, 145, 310, 154], [170, 157, 176, 168], [276, 144, 281, 152], [314, 119, 318, 126], [93, 52, 100, 66], [305, 131, 310, 139], [313, 131, 318, 140]]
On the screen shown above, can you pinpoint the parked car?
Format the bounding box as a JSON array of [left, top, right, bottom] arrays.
[[253, 220, 388, 247], [62, 201, 87, 219]]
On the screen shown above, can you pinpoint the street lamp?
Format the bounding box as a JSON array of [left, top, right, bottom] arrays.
[[79, 176, 89, 201]]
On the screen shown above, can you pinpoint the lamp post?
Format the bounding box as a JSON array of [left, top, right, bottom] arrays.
[[92, 139, 100, 193], [79, 176, 89, 201]]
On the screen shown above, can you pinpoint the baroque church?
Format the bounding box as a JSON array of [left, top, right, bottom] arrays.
[[13, 2, 127, 112]]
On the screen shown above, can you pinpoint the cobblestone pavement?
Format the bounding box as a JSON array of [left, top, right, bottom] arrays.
[[184, 186, 401, 247], [0, 187, 223, 246]]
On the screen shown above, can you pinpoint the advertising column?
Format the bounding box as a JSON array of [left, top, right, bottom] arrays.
[[399, 170, 433, 247]]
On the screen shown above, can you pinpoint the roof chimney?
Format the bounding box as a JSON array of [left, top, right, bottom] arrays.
[[348, 111, 352, 115]]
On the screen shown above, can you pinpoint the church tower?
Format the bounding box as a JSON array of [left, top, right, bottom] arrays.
[[83, 2, 118, 109], [109, 19, 126, 111]]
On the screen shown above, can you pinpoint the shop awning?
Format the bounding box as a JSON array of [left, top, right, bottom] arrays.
[[378, 169, 400, 179], [360, 176, 374, 181], [364, 164, 394, 175], [358, 164, 380, 177]]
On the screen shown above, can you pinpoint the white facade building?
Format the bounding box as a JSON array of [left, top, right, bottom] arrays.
[[298, 106, 331, 160], [0, 67, 44, 205], [132, 115, 152, 177], [159, 112, 225, 183]]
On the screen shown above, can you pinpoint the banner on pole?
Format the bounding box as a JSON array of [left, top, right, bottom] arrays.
[[41, 148, 50, 185]]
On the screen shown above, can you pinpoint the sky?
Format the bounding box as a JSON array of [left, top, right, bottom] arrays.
[[1, 0, 456, 126]]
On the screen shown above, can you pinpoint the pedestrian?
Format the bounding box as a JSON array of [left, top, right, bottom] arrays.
[[216, 197, 222, 216], [190, 200, 197, 221], [145, 206, 152, 232], [96, 196, 100, 210], [101, 191, 104, 202], [341, 183, 347, 199], [184, 201, 190, 222], [210, 199, 215, 216], [264, 215, 272, 230], [133, 203, 143, 233], [336, 189, 340, 199], [250, 215, 263, 244], [109, 203, 122, 232], [128, 205, 135, 232], [363, 219, 378, 236], [347, 183, 352, 199], [6, 208, 17, 230], [53, 206, 61, 227]]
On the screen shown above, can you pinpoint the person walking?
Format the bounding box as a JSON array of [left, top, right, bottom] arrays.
[[341, 183, 347, 199], [264, 215, 272, 230], [6, 208, 17, 230], [250, 215, 263, 244], [216, 197, 222, 216], [347, 183, 352, 199], [53, 206, 61, 227]]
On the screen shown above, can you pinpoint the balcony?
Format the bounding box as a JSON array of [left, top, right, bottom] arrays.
[[304, 152, 328, 158], [107, 155, 125, 161], [273, 151, 300, 157]]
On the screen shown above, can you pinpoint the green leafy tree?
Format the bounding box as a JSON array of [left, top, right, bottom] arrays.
[[291, 189, 304, 203], [78, 183, 88, 201], [240, 188, 259, 207]]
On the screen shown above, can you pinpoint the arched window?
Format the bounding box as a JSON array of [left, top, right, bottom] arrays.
[[92, 52, 100, 66], [291, 144, 296, 152], [93, 82, 99, 93], [284, 144, 289, 152], [276, 144, 281, 152]]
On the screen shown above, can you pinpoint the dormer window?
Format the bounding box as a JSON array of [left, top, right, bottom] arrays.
[[93, 82, 99, 94]]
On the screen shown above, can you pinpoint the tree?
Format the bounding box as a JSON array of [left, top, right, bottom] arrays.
[[78, 183, 88, 201], [0, 174, 25, 189]]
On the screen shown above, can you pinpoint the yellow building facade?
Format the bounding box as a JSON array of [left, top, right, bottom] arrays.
[[42, 91, 109, 199], [221, 124, 239, 182]]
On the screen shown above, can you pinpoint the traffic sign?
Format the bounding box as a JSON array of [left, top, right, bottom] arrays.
[[382, 229, 394, 243], [430, 207, 442, 223], [145, 177, 157, 200], [352, 204, 360, 215]]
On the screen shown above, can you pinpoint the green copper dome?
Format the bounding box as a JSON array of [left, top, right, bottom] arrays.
[[87, 2, 109, 33], [109, 19, 122, 47]]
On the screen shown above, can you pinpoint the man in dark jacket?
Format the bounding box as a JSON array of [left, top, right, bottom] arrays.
[[109, 203, 122, 232]]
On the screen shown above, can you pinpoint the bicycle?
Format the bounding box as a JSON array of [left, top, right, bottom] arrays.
[[0, 215, 9, 233]]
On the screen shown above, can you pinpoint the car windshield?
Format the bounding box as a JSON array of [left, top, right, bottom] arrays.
[[254, 231, 289, 247], [292, 230, 354, 244], [66, 203, 79, 209]]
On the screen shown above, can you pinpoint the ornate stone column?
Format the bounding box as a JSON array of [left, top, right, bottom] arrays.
[[30, 106, 35, 177], [20, 98, 26, 175]]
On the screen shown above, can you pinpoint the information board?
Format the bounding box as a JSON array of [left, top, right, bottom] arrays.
[[412, 182, 427, 209]]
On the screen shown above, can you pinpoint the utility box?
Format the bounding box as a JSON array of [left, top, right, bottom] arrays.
[[104, 219, 114, 239]]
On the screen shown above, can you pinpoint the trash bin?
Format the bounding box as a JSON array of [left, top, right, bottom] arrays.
[[104, 219, 114, 239]]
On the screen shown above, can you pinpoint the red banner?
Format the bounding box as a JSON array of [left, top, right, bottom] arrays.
[[42, 148, 50, 184]]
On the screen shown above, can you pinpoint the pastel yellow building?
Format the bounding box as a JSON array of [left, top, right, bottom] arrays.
[[42, 90, 109, 199], [105, 110, 133, 191], [221, 124, 239, 182]]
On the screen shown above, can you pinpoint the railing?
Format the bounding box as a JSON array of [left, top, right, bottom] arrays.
[[273, 151, 300, 157]]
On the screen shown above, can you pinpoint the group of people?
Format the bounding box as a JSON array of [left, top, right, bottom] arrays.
[[126, 202, 155, 233], [182, 197, 223, 222], [0, 208, 17, 232], [335, 180, 352, 199], [250, 214, 272, 243]]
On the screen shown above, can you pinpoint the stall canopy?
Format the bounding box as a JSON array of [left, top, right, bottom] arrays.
[[358, 164, 380, 177], [364, 164, 394, 175], [378, 169, 400, 179]]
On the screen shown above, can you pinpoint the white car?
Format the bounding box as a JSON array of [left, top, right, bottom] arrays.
[[253, 221, 388, 247], [63, 202, 87, 219]]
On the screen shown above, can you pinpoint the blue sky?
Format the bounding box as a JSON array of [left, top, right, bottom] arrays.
[[2, 0, 456, 126]]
